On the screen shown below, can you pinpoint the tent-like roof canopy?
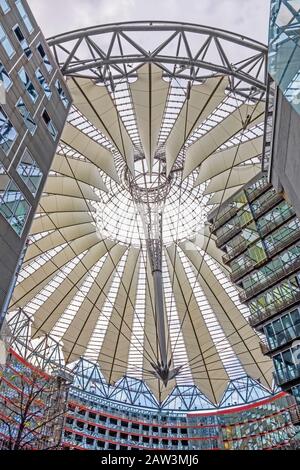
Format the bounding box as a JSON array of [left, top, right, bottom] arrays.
[[9, 22, 273, 405]]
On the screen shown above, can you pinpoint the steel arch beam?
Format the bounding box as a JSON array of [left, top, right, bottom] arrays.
[[47, 21, 268, 91]]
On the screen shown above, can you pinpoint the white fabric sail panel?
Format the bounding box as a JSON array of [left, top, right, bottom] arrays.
[[183, 102, 265, 179], [144, 375, 176, 405], [31, 241, 117, 339], [206, 187, 243, 205], [98, 248, 140, 384], [195, 136, 263, 186], [10, 233, 103, 309], [166, 76, 228, 176], [62, 244, 128, 364], [181, 246, 273, 388], [130, 64, 169, 171], [52, 154, 108, 193], [24, 222, 96, 263], [61, 122, 119, 183], [165, 245, 229, 403], [44, 176, 101, 203], [68, 78, 134, 174], [187, 232, 230, 275], [30, 212, 94, 235], [37, 195, 96, 214], [203, 165, 261, 195]]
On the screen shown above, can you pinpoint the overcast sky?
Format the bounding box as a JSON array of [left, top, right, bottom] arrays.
[[27, 0, 271, 43]]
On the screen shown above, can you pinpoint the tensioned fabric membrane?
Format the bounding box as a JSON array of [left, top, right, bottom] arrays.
[[8, 22, 273, 405]]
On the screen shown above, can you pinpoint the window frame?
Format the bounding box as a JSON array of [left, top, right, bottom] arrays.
[[16, 97, 37, 135], [13, 23, 32, 59], [0, 24, 15, 59], [18, 66, 39, 103]]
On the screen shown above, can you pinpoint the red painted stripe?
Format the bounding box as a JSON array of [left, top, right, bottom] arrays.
[[187, 392, 287, 417]]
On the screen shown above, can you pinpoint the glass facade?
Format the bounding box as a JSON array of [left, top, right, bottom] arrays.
[[63, 390, 299, 450], [55, 79, 69, 108], [35, 68, 51, 99], [0, 105, 18, 154], [269, 0, 300, 116], [15, 0, 34, 34], [0, 350, 69, 450], [274, 345, 300, 385], [1, 350, 297, 451], [265, 308, 300, 350], [16, 98, 37, 135], [0, 62, 12, 91], [17, 148, 43, 196], [0, 165, 31, 236], [0, 24, 15, 59], [210, 172, 300, 408], [18, 67, 39, 103], [13, 25, 32, 58], [0, 0, 10, 14], [42, 109, 57, 140], [37, 43, 53, 74]]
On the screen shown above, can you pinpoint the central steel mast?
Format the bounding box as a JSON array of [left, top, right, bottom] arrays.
[[129, 168, 181, 385]]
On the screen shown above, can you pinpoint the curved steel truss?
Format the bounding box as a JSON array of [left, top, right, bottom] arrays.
[[48, 21, 268, 95], [5, 309, 276, 412]]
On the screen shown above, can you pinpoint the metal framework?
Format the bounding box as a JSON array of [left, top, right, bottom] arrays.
[[4, 309, 276, 412], [48, 21, 268, 95]]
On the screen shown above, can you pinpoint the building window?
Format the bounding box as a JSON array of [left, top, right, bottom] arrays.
[[35, 68, 51, 99], [18, 67, 38, 103], [0, 106, 18, 155], [41, 109, 57, 140], [16, 98, 37, 135], [0, 62, 12, 91], [264, 308, 300, 350], [17, 149, 43, 196], [0, 25, 15, 58], [15, 0, 33, 34], [0, 0, 10, 14], [37, 43, 52, 74], [13, 25, 32, 58], [55, 79, 69, 108], [0, 172, 31, 236]]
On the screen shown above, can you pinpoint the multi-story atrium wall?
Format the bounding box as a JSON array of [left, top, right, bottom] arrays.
[[267, 0, 300, 216], [208, 171, 300, 424], [0, 345, 299, 450], [0, 0, 71, 328]]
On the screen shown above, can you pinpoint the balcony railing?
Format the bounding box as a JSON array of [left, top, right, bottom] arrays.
[[222, 239, 249, 264], [267, 228, 300, 258], [216, 226, 242, 248], [274, 365, 300, 387], [230, 257, 267, 284], [230, 262, 255, 283], [259, 325, 300, 354], [239, 255, 300, 303], [249, 290, 300, 327], [246, 180, 272, 203], [223, 212, 296, 266], [210, 206, 239, 233], [289, 405, 300, 426], [258, 209, 295, 238], [252, 193, 284, 219]]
